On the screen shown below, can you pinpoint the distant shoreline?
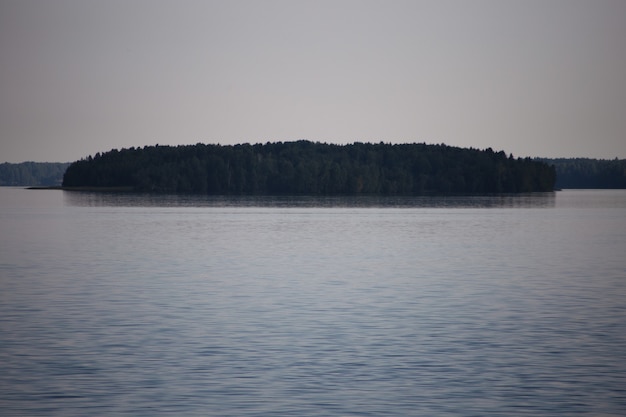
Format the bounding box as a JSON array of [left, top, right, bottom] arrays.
[[27, 186, 135, 192], [25, 185, 563, 195]]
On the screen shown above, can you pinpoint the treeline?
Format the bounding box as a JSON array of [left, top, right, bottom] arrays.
[[62, 141, 556, 194], [0, 162, 70, 186], [540, 158, 626, 189]]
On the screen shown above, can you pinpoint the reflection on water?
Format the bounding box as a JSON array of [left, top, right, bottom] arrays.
[[63, 190, 556, 208]]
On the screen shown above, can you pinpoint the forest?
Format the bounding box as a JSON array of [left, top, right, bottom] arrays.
[[0, 162, 69, 186], [62, 141, 556, 194], [540, 158, 626, 189]]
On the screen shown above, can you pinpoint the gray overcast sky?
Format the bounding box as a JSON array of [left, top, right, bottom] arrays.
[[1, 0, 625, 162]]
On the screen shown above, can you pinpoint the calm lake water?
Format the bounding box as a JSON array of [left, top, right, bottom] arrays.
[[1, 187, 625, 416]]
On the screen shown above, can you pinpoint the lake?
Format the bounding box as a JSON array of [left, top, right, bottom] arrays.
[[1, 187, 625, 416]]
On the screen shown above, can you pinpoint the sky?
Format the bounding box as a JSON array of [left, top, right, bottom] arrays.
[[1, 0, 625, 163]]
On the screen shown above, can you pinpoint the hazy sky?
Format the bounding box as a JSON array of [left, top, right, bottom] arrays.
[[1, 0, 625, 163]]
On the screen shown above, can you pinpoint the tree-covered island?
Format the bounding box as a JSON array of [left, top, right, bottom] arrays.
[[62, 141, 556, 194]]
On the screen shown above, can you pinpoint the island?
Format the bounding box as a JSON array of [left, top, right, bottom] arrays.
[[62, 141, 556, 194]]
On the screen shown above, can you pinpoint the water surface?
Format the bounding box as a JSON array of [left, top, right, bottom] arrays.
[[1, 188, 625, 416]]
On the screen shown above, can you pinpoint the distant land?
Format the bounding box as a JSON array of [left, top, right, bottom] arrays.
[[0, 162, 69, 186], [539, 158, 626, 189], [61, 141, 556, 194]]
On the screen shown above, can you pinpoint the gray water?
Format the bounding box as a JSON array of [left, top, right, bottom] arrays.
[[1, 187, 625, 416]]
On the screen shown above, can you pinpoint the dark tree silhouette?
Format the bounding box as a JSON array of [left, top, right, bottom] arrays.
[[540, 158, 626, 189], [62, 141, 556, 194], [0, 162, 70, 186]]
